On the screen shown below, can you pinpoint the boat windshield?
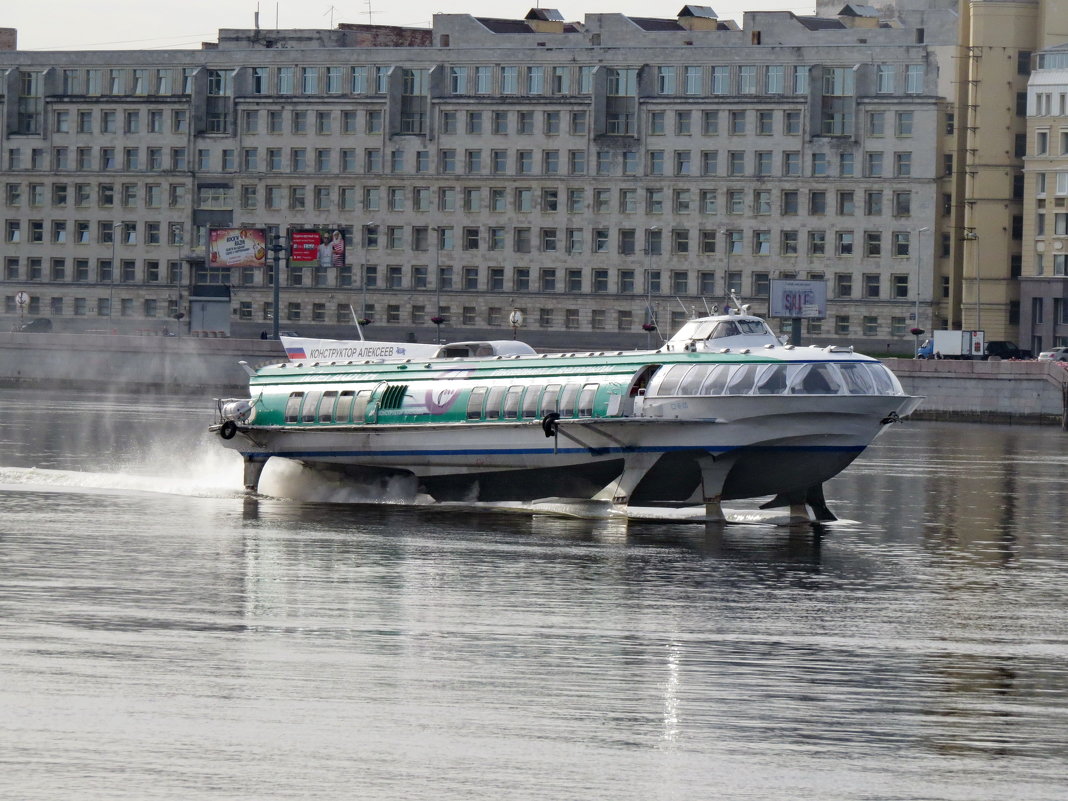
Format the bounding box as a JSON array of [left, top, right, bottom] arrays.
[[737, 319, 771, 335], [673, 318, 772, 341]]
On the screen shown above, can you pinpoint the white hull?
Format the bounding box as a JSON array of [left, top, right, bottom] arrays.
[[234, 394, 919, 505]]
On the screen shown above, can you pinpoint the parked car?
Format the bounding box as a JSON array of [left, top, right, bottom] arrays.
[[1037, 346, 1068, 362], [19, 318, 53, 333], [984, 341, 1031, 360]]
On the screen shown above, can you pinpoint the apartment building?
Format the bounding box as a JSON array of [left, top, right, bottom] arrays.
[[1021, 43, 1068, 352], [950, 0, 1068, 344], [2, 4, 963, 347]]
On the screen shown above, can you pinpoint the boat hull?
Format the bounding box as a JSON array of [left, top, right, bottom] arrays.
[[227, 394, 918, 504]]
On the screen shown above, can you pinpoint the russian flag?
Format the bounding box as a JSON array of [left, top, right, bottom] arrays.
[[285, 347, 307, 359]]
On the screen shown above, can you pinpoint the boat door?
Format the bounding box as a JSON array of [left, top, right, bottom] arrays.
[[363, 382, 389, 424], [622, 365, 661, 416]]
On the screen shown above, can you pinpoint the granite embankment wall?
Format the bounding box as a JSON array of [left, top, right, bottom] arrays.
[[884, 357, 1068, 426], [0, 332, 283, 396], [1, 333, 1066, 425]]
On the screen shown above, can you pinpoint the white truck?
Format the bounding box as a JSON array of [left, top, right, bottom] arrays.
[[917, 330, 985, 359]]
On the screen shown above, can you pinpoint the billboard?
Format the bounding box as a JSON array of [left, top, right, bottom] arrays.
[[208, 228, 266, 268], [769, 279, 827, 319], [290, 229, 347, 267]]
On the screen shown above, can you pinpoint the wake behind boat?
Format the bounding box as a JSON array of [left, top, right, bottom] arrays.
[[215, 306, 921, 523]]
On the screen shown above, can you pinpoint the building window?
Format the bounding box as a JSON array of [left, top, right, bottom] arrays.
[[809, 231, 826, 256], [864, 231, 882, 257], [864, 274, 880, 298], [895, 111, 913, 137], [905, 64, 924, 94], [836, 232, 854, 256]]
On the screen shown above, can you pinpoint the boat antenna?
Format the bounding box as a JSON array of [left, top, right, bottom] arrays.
[[701, 298, 712, 315]]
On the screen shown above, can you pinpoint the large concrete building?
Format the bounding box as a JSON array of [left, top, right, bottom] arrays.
[[952, 0, 1068, 346], [0, 2, 1058, 349]]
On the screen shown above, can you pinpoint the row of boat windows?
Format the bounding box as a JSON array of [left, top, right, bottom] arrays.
[[277, 360, 897, 424], [467, 383, 599, 421], [285, 389, 371, 424], [648, 361, 898, 397], [281, 382, 601, 424]]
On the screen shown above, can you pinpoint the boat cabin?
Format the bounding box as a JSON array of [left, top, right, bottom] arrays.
[[661, 313, 781, 353]]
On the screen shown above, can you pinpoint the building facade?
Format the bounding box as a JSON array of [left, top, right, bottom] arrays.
[[1021, 43, 1068, 353], [0, 4, 975, 348]]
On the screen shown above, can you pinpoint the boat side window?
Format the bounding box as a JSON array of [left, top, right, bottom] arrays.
[[794, 363, 840, 394], [708, 321, 740, 340], [655, 364, 693, 396], [691, 322, 716, 340], [352, 389, 373, 422], [520, 385, 542, 419], [865, 363, 896, 395], [737, 319, 771, 335], [558, 383, 581, 417], [578, 383, 598, 417], [484, 385, 506, 420], [678, 364, 710, 395], [301, 390, 323, 423], [699, 365, 731, 395], [673, 321, 702, 341], [284, 392, 304, 423], [318, 391, 338, 422], [335, 390, 356, 422], [467, 387, 488, 420], [503, 385, 524, 419], [754, 364, 788, 395], [838, 363, 875, 395], [540, 384, 562, 415], [724, 364, 758, 395]]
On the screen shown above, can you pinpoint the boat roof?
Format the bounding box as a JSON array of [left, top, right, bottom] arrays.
[[251, 345, 875, 389]]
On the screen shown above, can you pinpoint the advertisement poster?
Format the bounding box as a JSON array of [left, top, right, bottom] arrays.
[[290, 229, 347, 267], [209, 228, 266, 268], [769, 279, 827, 319]]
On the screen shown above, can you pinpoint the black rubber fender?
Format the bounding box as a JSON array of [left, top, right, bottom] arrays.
[[220, 420, 238, 440], [541, 412, 560, 438]]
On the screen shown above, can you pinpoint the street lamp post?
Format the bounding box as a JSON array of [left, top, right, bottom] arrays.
[[962, 228, 979, 330], [171, 223, 184, 336], [724, 229, 733, 308], [362, 221, 376, 322], [644, 225, 661, 347], [110, 222, 121, 330], [913, 226, 930, 354], [267, 231, 287, 340], [433, 225, 442, 343], [508, 307, 524, 340]]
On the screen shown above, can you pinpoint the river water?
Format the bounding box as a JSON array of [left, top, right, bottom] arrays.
[[1, 387, 1066, 800]]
